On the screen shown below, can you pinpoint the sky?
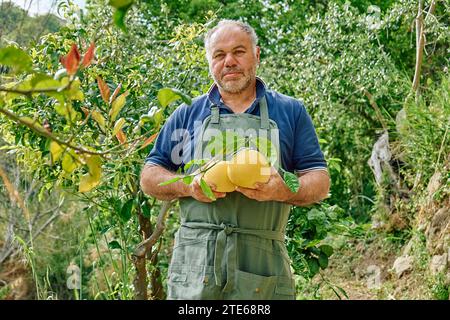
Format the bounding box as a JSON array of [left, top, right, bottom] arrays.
[[8, 0, 86, 16]]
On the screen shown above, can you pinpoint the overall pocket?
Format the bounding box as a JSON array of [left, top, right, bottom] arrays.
[[227, 270, 295, 300], [167, 265, 221, 300], [171, 228, 210, 267]]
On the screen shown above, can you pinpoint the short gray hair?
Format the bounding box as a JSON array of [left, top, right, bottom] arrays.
[[204, 19, 258, 60]]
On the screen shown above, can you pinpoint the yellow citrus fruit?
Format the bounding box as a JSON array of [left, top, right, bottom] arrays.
[[227, 148, 271, 189], [203, 160, 236, 192]]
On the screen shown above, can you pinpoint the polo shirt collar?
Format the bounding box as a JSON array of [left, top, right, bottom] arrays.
[[207, 77, 267, 114]]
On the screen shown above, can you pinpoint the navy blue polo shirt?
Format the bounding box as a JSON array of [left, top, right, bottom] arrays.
[[145, 78, 327, 174]]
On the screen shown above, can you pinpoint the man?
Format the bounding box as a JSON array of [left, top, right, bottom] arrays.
[[140, 20, 330, 300]]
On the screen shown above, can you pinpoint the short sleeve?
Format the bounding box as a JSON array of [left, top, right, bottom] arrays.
[[292, 102, 327, 174], [144, 105, 187, 172]]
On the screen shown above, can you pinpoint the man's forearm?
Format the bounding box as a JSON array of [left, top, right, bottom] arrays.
[[285, 170, 330, 207], [140, 164, 190, 201]]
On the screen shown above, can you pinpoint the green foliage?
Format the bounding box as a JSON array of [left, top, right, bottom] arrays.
[[397, 75, 450, 188], [0, 46, 33, 73], [261, 2, 412, 222], [0, 0, 206, 299], [430, 273, 449, 300], [286, 204, 341, 278], [1, 0, 448, 300]]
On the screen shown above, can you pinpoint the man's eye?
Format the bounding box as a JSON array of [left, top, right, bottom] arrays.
[[235, 51, 245, 55], [214, 53, 225, 59]]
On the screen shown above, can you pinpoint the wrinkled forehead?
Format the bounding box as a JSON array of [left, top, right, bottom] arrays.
[[209, 25, 253, 51]]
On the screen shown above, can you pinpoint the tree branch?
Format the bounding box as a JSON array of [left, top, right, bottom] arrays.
[[0, 84, 69, 96], [131, 200, 173, 300], [363, 90, 388, 131], [0, 106, 108, 156], [133, 200, 174, 258], [412, 0, 424, 94], [412, 0, 436, 95]]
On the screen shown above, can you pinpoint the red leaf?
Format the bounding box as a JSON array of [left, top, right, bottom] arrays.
[[97, 77, 110, 104], [81, 42, 95, 68], [81, 107, 90, 118], [61, 44, 80, 75], [116, 129, 127, 145], [141, 133, 158, 149], [109, 83, 122, 104]]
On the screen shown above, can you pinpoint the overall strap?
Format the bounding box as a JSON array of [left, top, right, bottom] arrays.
[[210, 104, 220, 124], [211, 96, 269, 129], [259, 96, 270, 130]]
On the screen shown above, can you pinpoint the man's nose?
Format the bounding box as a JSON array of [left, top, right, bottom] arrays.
[[224, 53, 238, 67]]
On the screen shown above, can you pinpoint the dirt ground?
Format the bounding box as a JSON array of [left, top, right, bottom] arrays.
[[319, 236, 432, 300]]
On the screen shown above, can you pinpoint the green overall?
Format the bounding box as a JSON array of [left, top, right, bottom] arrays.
[[167, 97, 295, 300]]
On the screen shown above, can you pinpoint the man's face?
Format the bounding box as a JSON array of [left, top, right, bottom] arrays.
[[208, 26, 260, 94]]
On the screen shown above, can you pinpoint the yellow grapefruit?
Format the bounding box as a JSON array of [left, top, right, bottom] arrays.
[[203, 160, 236, 192], [227, 148, 271, 189]]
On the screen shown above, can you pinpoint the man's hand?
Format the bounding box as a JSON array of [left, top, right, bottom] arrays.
[[188, 174, 226, 203], [236, 167, 331, 206], [235, 167, 294, 202]]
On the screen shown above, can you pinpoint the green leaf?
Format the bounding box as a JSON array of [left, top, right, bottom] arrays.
[[119, 199, 134, 222], [55, 102, 78, 122], [309, 246, 321, 255], [109, 91, 128, 122], [153, 109, 164, 127], [141, 201, 151, 218], [62, 152, 78, 173], [79, 155, 102, 193], [65, 78, 84, 101], [100, 225, 113, 234], [91, 110, 106, 131], [79, 173, 101, 192], [319, 244, 334, 257], [14, 235, 27, 248], [200, 178, 215, 200], [183, 158, 209, 172], [307, 208, 326, 222], [108, 240, 122, 250], [158, 176, 181, 186], [3, 78, 32, 100], [0, 46, 32, 73], [182, 175, 194, 185], [330, 286, 342, 300], [307, 258, 319, 276], [336, 286, 349, 299], [85, 155, 102, 179], [283, 170, 300, 193], [112, 117, 126, 135], [157, 88, 192, 109], [304, 239, 321, 248], [50, 141, 63, 162], [30, 73, 61, 89], [318, 252, 329, 269], [109, 0, 133, 9], [113, 6, 132, 32]]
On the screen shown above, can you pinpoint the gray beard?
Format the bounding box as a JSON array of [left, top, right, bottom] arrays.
[[218, 75, 252, 94], [211, 68, 256, 94]]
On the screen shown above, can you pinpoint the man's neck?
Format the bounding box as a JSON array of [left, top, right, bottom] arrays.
[[219, 80, 257, 113]]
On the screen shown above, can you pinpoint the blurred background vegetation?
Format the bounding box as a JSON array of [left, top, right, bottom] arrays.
[[0, 0, 448, 300]]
